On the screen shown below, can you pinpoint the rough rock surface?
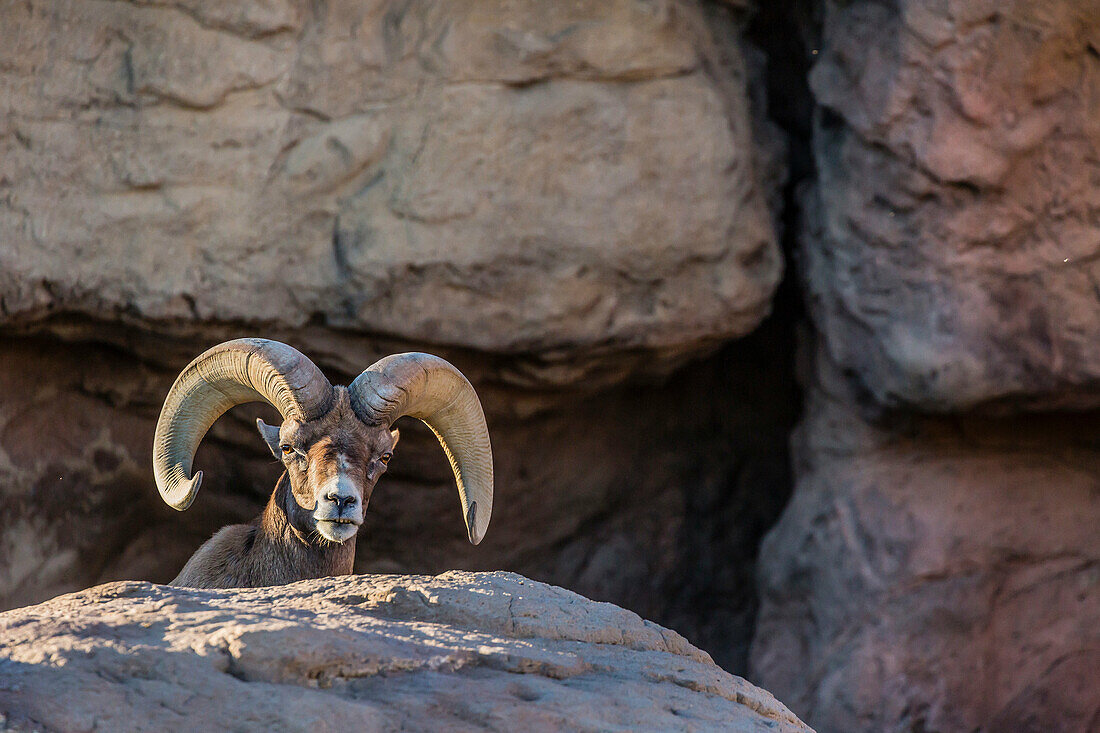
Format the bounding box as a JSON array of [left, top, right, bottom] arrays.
[[14, 1, 1100, 732], [744, 3, 1100, 729], [802, 0, 1100, 411], [0, 571, 810, 732], [750, 350, 1100, 733], [0, 0, 780, 388]]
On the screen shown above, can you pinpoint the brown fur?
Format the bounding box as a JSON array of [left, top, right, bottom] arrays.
[[170, 389, 397, 589]]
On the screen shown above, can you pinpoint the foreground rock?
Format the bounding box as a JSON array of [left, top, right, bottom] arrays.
[[0, 572, 809, 732]]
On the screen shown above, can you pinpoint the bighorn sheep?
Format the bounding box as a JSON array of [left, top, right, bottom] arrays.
[[153, 338, 493, 588]]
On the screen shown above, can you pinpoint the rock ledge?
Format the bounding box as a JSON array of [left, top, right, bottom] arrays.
[[0, 571, 809, 732]]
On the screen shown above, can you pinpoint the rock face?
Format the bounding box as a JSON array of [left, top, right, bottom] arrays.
[[6, 0, 1099, 730], [0, 571, 810, 732], [0, 0, 780, 388], [751, 352, 1100, 732], [742, 1, 1100, 730], [802, 0, 1100, 411]]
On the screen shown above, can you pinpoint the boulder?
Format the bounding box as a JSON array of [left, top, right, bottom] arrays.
[[0, 0, 781, 389], [802, 0, 1100, 411], [0, 571, 810, 732], [750, 349, 1100, 732]]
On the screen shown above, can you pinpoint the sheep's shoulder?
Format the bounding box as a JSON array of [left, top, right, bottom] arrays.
[[169, 524, 258, 589]]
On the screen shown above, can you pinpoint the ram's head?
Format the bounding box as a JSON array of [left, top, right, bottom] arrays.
[[152, 339, 492, 545], [255, 390, 399, 543]]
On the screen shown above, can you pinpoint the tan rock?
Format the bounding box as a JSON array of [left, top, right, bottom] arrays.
[[0, 572, 810, 732], [0, 0, 780, 388]]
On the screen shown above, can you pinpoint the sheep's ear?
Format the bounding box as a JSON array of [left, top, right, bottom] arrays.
[[256, 419, 283, 459], [389, 428, 400, 450]]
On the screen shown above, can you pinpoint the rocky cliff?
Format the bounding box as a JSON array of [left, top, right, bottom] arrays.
[[2, 0, 1099, 731], [749, 2, 1100, 731]]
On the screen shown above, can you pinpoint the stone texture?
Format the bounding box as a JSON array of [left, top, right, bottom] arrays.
[[19, 4, 1100, 733], [0, 571, 810, 732], [750, 348, 1100, 733], [750, 4, 1100, 727], [802, 0, 1100, 411], [0, 0, 780, 389]]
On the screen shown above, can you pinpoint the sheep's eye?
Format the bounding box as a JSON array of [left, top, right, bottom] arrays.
[[380, 452, 392, 464], [281, 445, 293, 455]]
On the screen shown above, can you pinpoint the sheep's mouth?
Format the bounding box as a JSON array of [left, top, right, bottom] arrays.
[[313, 511, 363, 526], [315, 518, 361, 543]]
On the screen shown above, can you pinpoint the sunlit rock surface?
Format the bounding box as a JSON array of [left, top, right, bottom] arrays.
[[0, 572, 810, 732]]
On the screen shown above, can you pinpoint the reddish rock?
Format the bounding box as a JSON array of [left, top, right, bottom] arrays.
[[802, 0, 1100, 411], [751, 349, 1100, 732]]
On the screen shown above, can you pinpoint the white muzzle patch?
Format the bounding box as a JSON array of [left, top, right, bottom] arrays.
[[314, 454, 363, 543]]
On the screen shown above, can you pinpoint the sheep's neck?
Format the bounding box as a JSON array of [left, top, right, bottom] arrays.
[[257, 473, 356, 579]]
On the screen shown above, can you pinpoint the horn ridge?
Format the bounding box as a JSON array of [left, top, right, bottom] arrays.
[[153, 339, 333, 511], [348, 353, 493, 544]]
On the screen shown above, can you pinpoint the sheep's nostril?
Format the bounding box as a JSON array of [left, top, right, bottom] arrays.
[[323, 493, 357, 510]]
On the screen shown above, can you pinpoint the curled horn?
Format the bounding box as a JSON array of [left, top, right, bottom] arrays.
[[153, 338, 334, 511], [347, 353, 493, 545]]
